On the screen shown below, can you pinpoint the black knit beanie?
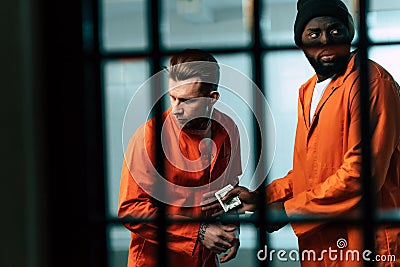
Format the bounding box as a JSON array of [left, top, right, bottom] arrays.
[[294, 0, 355, 46]]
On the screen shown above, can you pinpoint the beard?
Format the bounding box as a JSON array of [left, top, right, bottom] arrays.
[[302, 43, 351, 79], [305, 53, 350, 78]]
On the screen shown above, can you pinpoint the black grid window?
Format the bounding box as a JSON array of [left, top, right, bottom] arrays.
[[78, 0, 400, 267]]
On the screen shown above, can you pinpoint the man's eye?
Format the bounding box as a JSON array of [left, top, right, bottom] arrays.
[[183, 98, 196, 104], [330, 29, 340, 35], [309, 32, 319, 39]]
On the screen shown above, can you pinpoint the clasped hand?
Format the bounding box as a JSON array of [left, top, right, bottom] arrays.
[[198, 223, 239, 263]]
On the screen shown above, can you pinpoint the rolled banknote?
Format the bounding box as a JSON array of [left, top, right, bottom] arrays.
[[215, 184, 242, 212]]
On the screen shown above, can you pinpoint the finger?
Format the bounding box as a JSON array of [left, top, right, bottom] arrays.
[[202, 191, 215, 198], [211, 245, 228, 254], [217, 238, 235, 249], [221, 188, 240, 202], [220, 232, 238, 244], [221, 224, 237, 232], [200, 193, 217, 206], [200, 199, 217, 206], [219, 245, 237, 263], [211, 210, 225, 217], [201, 202, 221, 211]]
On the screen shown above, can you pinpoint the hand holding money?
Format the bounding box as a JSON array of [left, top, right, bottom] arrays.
[[202, 185, 258, 216], [215, 184, 242, 212]]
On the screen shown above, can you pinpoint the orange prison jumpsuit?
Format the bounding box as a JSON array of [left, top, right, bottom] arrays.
[[119, 108, 242, 267], [266, 52, 400, 266]]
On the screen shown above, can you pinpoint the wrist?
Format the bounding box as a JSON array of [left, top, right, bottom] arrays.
[[198, 223, 209, 241]]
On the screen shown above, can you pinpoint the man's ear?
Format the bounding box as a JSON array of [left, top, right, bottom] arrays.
[[209, 91, 219, 104]]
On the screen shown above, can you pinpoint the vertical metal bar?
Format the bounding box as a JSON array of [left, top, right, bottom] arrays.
[[147, 1, 168, 267], [82, 0, 108, 266], [358, 0, 375, 266], [252, 1, 268, 266]]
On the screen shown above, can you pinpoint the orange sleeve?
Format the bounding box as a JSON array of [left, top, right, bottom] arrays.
[[265, 170, 294, 204], [285, 74, 400, 237], [231, 124, 243, 179], [118, 130, 199, 256]]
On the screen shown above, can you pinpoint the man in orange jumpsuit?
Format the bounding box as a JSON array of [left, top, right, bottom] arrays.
[[205, 0, 400, 266], [118, 49, 242, 267]]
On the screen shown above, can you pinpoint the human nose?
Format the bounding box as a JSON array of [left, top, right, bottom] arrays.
[[320, 31, 332, 45], [171, 101, 183, 115]]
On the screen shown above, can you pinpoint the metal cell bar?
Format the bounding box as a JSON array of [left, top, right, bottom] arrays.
[[147, 1, 168, 267], [107, 209, 400, 225], [98, 39, 400, 60], [251, 1, 268, 267], [82, 0, 108, 266], [358, 0, 375, 266]]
